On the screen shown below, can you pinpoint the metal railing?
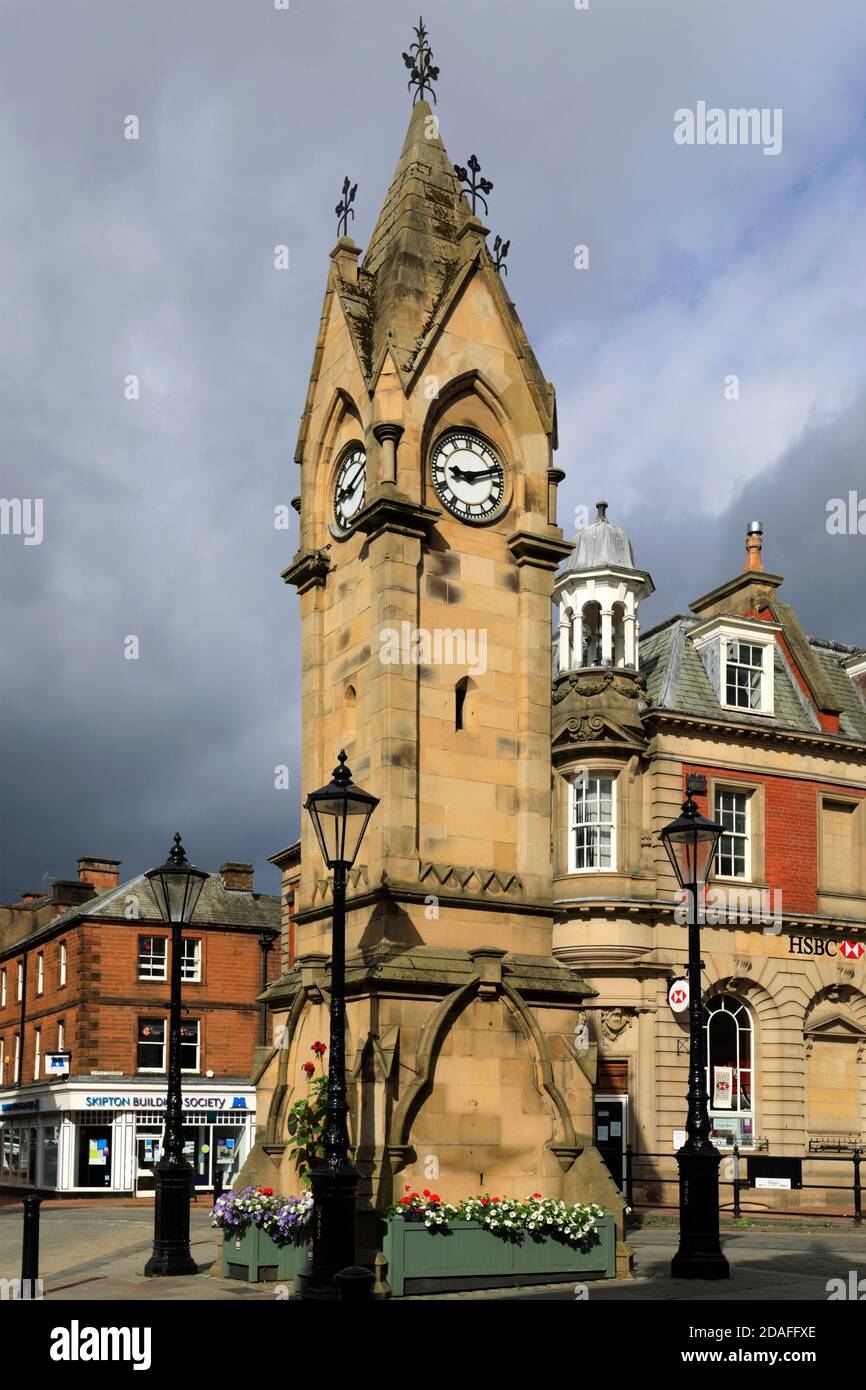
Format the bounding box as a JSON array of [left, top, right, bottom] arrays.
[[624, 1144, 863, 1225]]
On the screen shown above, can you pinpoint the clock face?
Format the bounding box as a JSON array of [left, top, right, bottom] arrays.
[[431, 430, 506, 522], [333, 445, 367, 533]]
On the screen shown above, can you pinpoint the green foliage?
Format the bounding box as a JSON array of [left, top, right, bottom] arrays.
[[287, 1062, 328, 1187]]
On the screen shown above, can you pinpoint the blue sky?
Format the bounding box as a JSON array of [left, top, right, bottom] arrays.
[[1, 0, 865, 900]]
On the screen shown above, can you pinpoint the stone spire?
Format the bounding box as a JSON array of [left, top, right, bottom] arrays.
[[361, 99, 469, 376]]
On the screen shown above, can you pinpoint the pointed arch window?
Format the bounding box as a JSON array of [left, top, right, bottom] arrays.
[[343, 683, 357, 742]]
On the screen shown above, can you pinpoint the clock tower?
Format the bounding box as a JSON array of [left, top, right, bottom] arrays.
[[247, 62, 626, 1270]]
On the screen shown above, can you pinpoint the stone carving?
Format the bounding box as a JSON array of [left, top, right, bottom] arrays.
[[601, 1007, 634, 1042], [553, 670, 646, 704]]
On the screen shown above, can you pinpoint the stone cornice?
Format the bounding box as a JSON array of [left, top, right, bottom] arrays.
[[554, 895, 866, 932], [507, 530, 573, 571], [281, 547, 331, 593], [352, 491, 441, 544], [644, 707, 866, 758], [292, 878, 554, 928]]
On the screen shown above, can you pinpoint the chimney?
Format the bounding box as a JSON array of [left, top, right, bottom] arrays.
[[77, 857, 121, 892], [18, 891, 45, 904], [221, 862, 254, 892], [52, 879, 97, 913], [745, 520, 764, 572]]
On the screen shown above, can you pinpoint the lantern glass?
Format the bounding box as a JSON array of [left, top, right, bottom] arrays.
[[145, 834, 208, 924], [661, 798, 724, 889], [305, 752, 378, 869]]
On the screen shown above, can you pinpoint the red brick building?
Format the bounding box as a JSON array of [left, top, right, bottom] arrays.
[[0, 855, 279, 1196]]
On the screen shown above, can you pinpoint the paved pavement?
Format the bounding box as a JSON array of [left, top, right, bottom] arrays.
[[1, 1202, 864, 1300]]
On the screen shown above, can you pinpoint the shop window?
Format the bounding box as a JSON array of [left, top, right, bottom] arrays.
[[569, 774, 616, 872], [181, 938, 202, 983], [715, 788, 750, 879], [138, 936, 168, 981], [76, 1122, 112, 1188], [704, 995, 755, 1146], [137, 1018, 166, 1072], [36, 953, 44, 996], [181, 1020, 201, 1073], [59, 941, 67, 988]]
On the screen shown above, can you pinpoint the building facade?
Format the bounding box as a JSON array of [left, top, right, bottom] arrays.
[[243, 93, 627, 1270], [0, 856, 279, 1196], [552, 514, 866, 1207]]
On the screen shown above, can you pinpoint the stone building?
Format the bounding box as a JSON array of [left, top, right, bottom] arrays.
[[552, 512, 866, 1207], [243, 94, 627, 1266], [245, 87, 865, 1237]]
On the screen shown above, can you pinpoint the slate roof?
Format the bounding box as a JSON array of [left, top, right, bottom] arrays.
[[638, 615, 866, 743], [1, 871, 279, 956]]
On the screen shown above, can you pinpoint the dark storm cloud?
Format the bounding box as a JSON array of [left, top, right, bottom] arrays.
[[1, 0, 865, 899]]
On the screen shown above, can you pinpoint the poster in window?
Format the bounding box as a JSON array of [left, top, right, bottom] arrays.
[[713, 1066, 734, 1110]]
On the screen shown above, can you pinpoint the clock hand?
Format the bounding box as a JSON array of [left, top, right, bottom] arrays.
[[448, 465, 498, 483], [338, 465, 365, 501]]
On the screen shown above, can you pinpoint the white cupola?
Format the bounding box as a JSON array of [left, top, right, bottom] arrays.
[[554, 501, 654, 673]]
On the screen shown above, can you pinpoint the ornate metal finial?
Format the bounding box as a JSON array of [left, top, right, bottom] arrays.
[[454, 154, 493, 217], [169, 832, 187, 865], [492, 234, 510, 276], [596, 500, 608, 522], [335, 177, 357, 238], [332, 749, 352, 786], [403, 16, 439, 105]]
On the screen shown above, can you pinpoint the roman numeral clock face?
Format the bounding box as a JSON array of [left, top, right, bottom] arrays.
[[333, 445, 367, 533], [431, 430, 506, 523]]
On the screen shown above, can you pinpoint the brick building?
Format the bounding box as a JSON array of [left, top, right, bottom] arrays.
[[551, 513, 866, 1206], [0, 854, 279, 1196]]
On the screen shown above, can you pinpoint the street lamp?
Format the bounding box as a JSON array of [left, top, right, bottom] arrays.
[[143, 832, 208, 1277], [661, 796, 729, 1280], [301, 750, 378, 1299]]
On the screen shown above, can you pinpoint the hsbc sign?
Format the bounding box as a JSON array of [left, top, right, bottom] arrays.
[[668, 979, 689, 1013], [788, 935, 865, 959]]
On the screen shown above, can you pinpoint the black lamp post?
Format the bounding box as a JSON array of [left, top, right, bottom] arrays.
[[661, 796, 729, 1280], [301, 750, 378, 1300], [143, 833, 208, 1277]]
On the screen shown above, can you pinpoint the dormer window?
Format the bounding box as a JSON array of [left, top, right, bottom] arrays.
[[692, 616, 778, 717], [725, 640, 764, 710]]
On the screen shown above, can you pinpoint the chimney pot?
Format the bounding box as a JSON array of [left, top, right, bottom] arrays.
[[745, 520, 764, 572]]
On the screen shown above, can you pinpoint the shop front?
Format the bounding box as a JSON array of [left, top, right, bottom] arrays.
[[0, 1080, 255, 1196]]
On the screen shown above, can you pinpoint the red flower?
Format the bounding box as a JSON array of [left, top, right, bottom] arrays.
[[404, 1185, 411, 1191], [532, 1192, 542, 1199], [259, 1187, 273, 1196], [422, 1189, 430, 1198], [312, 1041, 326, 1056], [481, 1197, 488, 1205], [491, 1196, 500, 1203], [400, 1196, 411, 1205], [302, 1061, 315, 1076], [430, 1193, 440, 1203]]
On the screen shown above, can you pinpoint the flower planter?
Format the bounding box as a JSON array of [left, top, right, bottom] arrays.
[[222, 1225, 311, 1286], [382, 1214, 616, 1296]]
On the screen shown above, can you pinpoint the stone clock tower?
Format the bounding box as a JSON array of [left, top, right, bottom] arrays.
[[245, 90, 626, 1267]]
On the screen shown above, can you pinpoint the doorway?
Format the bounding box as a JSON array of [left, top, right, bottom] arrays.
[[594, 1095, 627, 1191]]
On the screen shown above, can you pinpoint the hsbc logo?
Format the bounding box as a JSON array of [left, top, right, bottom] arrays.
[[788, 935, 864, 959], [668, 979, 689, 1013]]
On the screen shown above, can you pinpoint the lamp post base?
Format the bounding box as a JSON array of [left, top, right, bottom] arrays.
[[144, 1160, 197, 1277], [299, 1164, 359, 1300], [670, 1146, 730, 1280]]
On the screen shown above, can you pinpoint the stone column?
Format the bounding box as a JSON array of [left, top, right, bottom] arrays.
[[373, 422, 403, 488]]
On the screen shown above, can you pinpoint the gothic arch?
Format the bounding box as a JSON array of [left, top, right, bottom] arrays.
[[419, 370, 521, 510]]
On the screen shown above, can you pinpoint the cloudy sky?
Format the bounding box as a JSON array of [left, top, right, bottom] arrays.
[[1, 0, 864, 902]]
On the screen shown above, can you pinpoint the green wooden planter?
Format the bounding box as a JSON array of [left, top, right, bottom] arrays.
[[383, 1213, 616, 1296], [221, 1224, 311, 1285]]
